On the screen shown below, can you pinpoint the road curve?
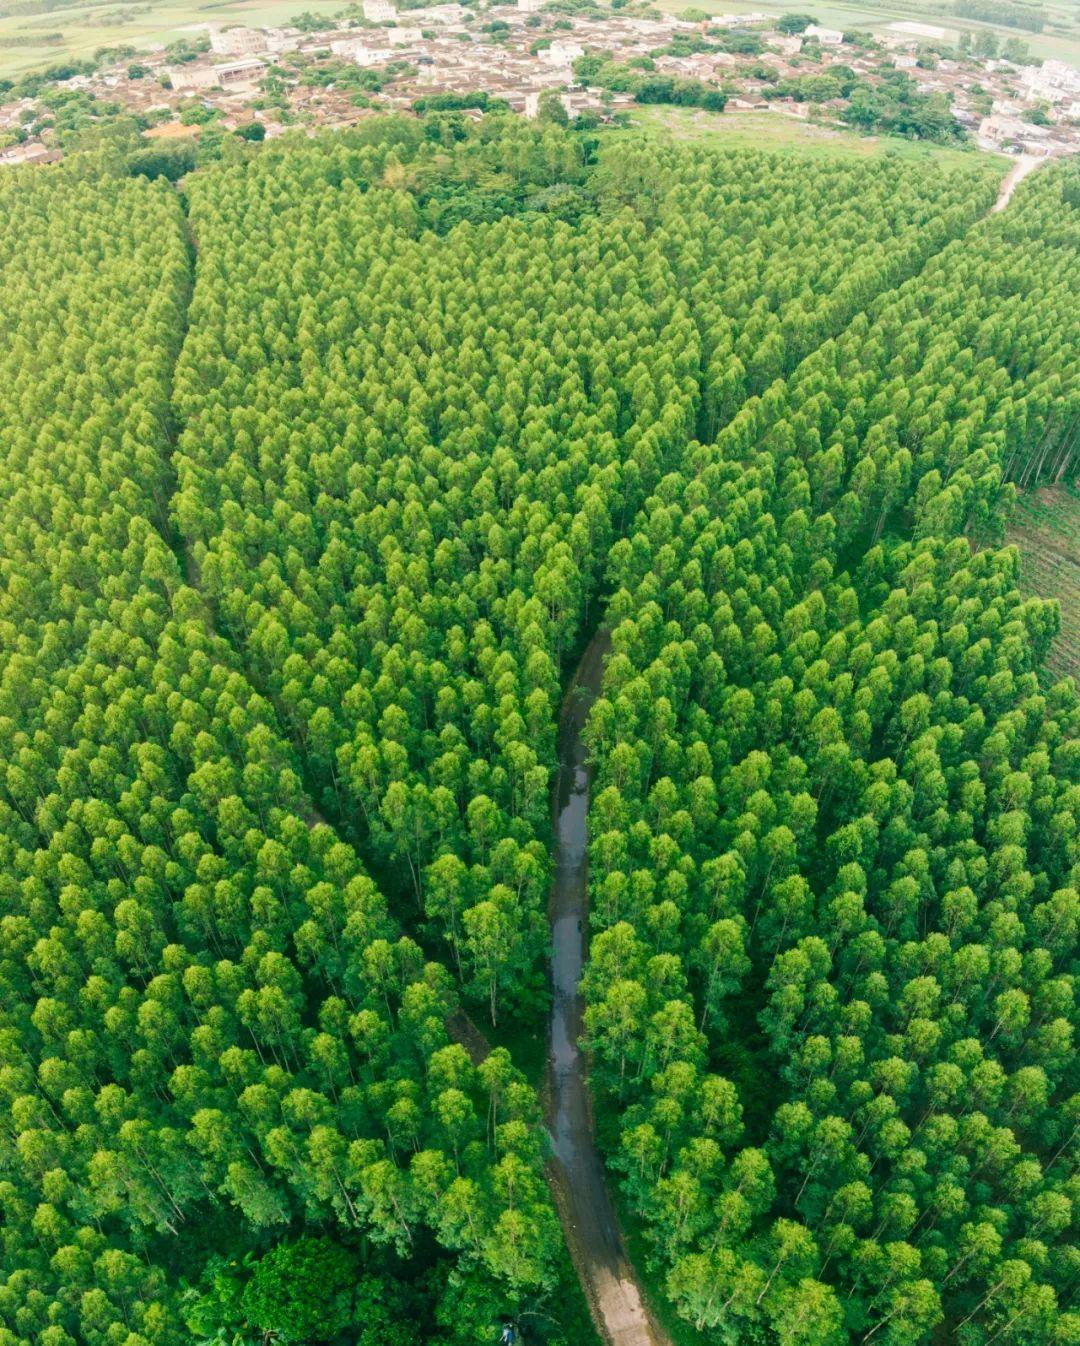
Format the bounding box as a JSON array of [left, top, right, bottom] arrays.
[[546, 630, 671, 1346]]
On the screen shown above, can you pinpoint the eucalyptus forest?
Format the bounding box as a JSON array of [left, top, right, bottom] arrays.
[[0, 118, 1077, 1346]]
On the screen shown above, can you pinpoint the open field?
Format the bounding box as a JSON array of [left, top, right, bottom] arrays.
[[0, 0, 344, 78], [652, 0, 1080, 67], [621, 103, 1011, 170], [1006, 485, 1080, 682]]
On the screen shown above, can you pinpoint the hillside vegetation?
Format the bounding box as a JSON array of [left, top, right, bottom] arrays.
[[0, 120, 1076, 1346]]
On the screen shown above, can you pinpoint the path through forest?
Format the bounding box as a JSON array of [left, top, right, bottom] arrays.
[[992, 153, 1042, 213], [546, 631, 670, 1346]]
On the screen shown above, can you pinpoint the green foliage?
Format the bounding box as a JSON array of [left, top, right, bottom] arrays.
[[581, 155, 1080, 1346], [777, 12, 817, 33], [184, 1245, 425, 1345], [712, 28, 765, 54], [842, 72, 965, 143], [537, 89, 569, 126], [573, 55, 728, 111], [352, 1276, 422, 1346], [164, 34, 209, 62], [127, 141, 198, 179], [242, 1238, 356, 1341], [1001, 35, 1031, 61], [0, 116, 1075, 1346], [8, 58, 94, 98], [953, 0, 1046, 31]]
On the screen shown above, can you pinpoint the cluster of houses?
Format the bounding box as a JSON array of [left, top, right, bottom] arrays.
[[161, 2, 692, 111], [2, 0, 1079, 166]]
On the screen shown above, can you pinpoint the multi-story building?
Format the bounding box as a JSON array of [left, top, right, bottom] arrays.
[[363, 0, 397, 20], [209, 26, 268, 55], [215, 58, 268, 86], [334, 42, 388, 65], [1019, 59, 1080, 104], [542, 39, 585, 65], [265, 28, 303, 53]]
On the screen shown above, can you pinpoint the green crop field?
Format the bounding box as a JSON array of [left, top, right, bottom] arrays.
[[1007, 485, 1080, 682], [652, 0, 1080, 67], [0, 0, 343, 78]]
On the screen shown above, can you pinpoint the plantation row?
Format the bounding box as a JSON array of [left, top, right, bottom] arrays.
[[0, 153, 564, 1346], [583, 164, 1080, 1344], [0, 119, 1075, 1346]]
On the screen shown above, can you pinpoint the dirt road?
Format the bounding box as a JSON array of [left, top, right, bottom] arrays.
[[546, 631, 671, 1346], [992, 153, 1042, 214]]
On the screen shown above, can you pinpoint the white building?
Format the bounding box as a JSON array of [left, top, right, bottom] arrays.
[[410, 3, 469, 19], [893, 53, 918, 69], [331, 37, 386, 63], [265, 27, 303, 52], [518, 0, 545, 11], [887, 20, 959, 43], [331, 36, 363, 54], [542, 39, 585, 64], [388, 25, 423, 43], [805, 23, 843, 44], [209, 26, 268, 55], [363, 0, 397, 19], [1019, 59, 1080, 103]]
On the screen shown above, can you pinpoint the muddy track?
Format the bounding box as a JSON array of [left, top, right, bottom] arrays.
[[545, 630, 671, 1346], [992, 153, 1043, 214]]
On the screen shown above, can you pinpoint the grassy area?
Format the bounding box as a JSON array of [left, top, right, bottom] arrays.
[[1006, 484, 1080, 683], [652, 0, 1080, 68], [620, 103, 1009, 174]]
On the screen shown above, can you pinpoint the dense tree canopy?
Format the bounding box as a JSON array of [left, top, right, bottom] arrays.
[[583, 160, 1080, 1345], [0, 118, 1075, 1346]]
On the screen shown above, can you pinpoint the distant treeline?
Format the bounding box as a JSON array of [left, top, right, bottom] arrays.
[[857, 0, 1045, 29], [953, 0, 1046, 31]]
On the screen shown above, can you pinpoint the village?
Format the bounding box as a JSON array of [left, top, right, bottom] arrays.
[[1, 0, 1079, 167]]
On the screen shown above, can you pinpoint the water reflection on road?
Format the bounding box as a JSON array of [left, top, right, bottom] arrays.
[[546, 630, 667, 1346]]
